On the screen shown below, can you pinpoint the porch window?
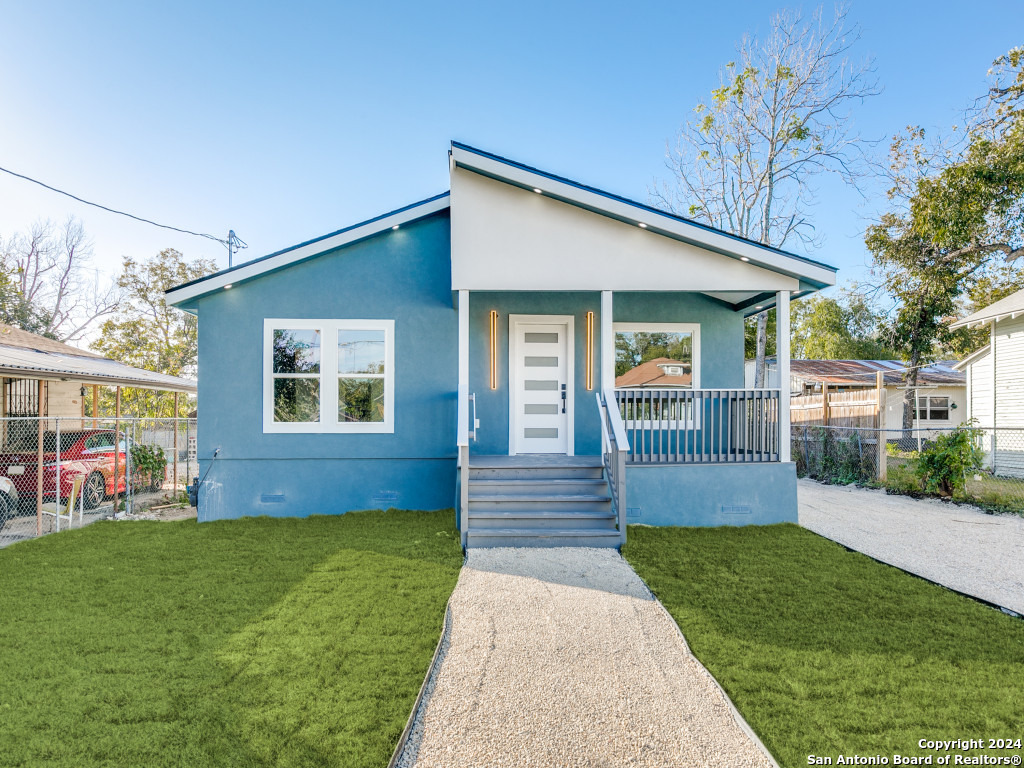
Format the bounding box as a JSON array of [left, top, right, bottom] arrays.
[[614, 323, 700, 427], [613, 323, 700, 389], [263, 319, 395, 433]]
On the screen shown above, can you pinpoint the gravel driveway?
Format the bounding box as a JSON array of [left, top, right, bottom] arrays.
[[396, 548, 774, 768], [799, 478, 1024, 615]]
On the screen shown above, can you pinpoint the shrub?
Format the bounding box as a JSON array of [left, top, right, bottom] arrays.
[[130, 443, 167, 491], [915, 425, 984, 497]]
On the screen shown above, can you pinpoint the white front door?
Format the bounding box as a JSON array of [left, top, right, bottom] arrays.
[[510, 315, 574, 455]]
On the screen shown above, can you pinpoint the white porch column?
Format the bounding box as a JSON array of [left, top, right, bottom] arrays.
[[457, 289, 470, 444], [601, 291, 614, 392], [457, 290, 469, 546], [776, 290, 791, 462]]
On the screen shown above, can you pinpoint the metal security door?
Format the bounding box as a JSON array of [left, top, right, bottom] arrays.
[[511, 316, 573, 454]]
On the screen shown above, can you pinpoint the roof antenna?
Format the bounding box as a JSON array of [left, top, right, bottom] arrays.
[[226, 230, 248, 268]]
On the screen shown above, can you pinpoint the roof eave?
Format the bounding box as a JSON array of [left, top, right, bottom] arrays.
[[165, 192, 451, 307], [0, 365, 197, 393]]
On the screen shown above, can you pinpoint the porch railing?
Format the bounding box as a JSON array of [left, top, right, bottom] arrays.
[[597, 389, 629, 545], [615, 388, 780, 464]]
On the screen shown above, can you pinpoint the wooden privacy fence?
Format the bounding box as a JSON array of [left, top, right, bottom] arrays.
[[790, 376, 886, 430]]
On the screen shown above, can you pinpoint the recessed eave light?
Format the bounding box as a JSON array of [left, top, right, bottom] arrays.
[[224, 284, 233, 290], [740, 256, 750, 262], [755, 305, 764, 309], [638, 222, 648, 229], [533, 188, 543, 194], [391, 224, 400, 230]]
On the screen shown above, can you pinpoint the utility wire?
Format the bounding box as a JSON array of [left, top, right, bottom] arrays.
[[0, 164, 229, 246]]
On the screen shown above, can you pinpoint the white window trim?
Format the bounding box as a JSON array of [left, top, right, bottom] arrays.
[[613, 322, 702, 429], [263, 318, 395, 434], [914, 394, 951, 423], [612, 322, 701, 389]]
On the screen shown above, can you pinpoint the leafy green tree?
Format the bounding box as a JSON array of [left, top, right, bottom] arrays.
[[867, 48, 1024, 427], [92, 249, 217, 417], [654, 5, 879, 384], [944, 262, 1024, 357], [791, 292, 896, 359]]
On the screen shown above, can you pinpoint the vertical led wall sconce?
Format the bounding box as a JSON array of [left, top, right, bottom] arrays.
[[489, 310, 498, 389], [585, 311, 595, 390]]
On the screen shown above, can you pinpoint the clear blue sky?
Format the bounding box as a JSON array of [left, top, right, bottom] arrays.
[[1, 0, 1021, 294]]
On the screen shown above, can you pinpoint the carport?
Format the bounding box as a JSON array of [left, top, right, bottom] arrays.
[[0, 324, 196, 534]]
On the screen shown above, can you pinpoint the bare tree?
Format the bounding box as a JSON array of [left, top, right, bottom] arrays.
[[1, 216, 121, 341], [653, 5, 880, 384]]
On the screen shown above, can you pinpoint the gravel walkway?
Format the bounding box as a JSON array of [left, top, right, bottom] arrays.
[[798, 478, 1024, 614], [396, 547, 774, 768]]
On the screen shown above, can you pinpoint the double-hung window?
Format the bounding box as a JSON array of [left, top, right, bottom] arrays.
[[914, 395, 950, 422], [263, 319, 395, 433]]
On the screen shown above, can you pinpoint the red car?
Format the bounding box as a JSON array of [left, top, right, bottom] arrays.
[[2, 429, 142, 511]]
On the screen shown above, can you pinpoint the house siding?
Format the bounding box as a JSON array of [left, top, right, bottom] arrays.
[[995, 315, 1024, 427], [968, 347, 994, 425], [881, 384, 967, 436], [993, 316, 1024, 475], [194, 211, 458, 520]]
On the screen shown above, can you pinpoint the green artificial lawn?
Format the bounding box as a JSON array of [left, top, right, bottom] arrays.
[[0, 511, 463, 768], [623, 524, 1024, 768]]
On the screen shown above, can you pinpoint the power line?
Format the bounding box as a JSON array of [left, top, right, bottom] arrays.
[[0, 164, 229, 246]]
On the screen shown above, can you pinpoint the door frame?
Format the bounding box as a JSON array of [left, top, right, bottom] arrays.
[[508, 314, 575, 456]]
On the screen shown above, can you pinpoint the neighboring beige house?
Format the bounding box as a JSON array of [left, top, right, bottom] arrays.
[[745, 357, 967, 435], [952, 289, 1024, 476], [0, 323, 196, 447]]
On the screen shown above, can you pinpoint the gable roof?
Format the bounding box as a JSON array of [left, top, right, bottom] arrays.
[[167, 142, 837, 310], [166, 192, 451, 307], [783, 359, 965, 387], [450, 143, 837, 298], [615, 357, 693, 388], [0, 323, 196, 392], [950, 288, 1024, 329]]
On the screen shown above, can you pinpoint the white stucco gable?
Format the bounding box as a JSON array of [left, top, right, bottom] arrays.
[[450, 168, 798, 293], [449, 143, 835, 309]]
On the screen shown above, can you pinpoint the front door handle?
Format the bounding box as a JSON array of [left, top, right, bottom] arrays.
[[561, 384, 567, 413]]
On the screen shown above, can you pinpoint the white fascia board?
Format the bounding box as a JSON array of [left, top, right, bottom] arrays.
[[952, 345, 991, 370], [450, 146, 837, 288], [166, 194, 451, 306], [951, 312, 1016, 330]]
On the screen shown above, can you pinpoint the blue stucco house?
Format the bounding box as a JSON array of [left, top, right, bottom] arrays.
[[167, 143, 836, 547]]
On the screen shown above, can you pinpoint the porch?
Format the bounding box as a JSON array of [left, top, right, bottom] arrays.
[[447, 143, 832, 546], [454, 288, 796, 547]]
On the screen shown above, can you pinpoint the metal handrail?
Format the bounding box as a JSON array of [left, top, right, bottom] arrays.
[[597, 389, 629, 546]]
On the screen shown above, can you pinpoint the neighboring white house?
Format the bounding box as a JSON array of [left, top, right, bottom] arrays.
[[745, 357, 967, 435], [952, 289, 1024, 477]]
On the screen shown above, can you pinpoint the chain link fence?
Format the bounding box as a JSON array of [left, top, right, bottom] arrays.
[[794, 424, 1024, 514], [0, 416, 197, 548]]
